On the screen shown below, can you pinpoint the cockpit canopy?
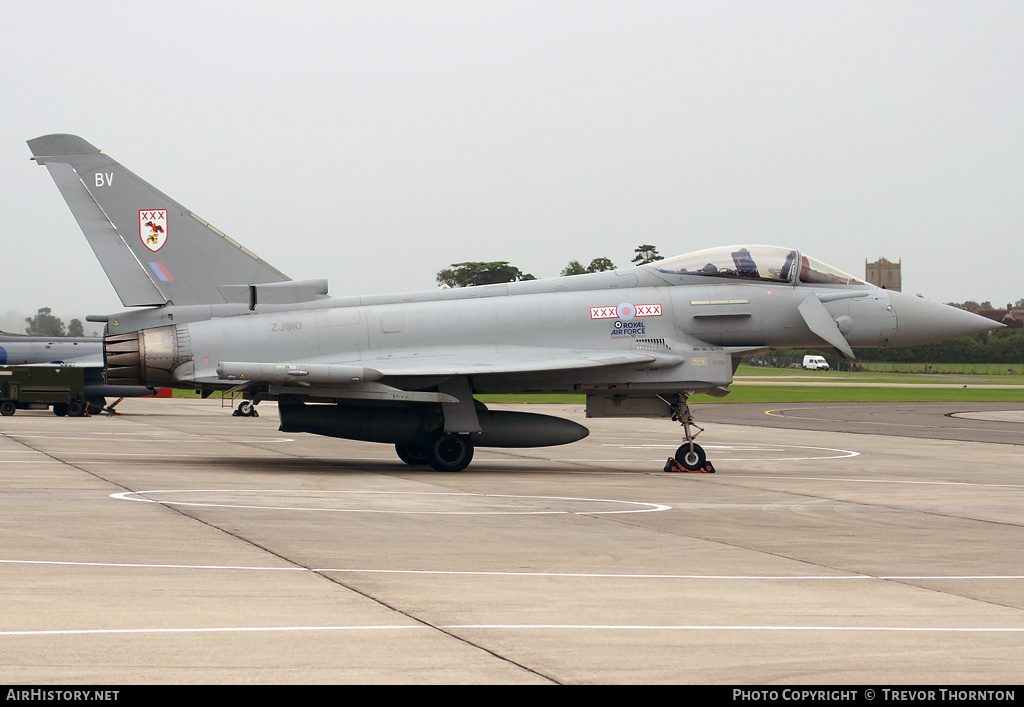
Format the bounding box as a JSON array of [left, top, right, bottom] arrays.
[[650, 245, 867, 286]]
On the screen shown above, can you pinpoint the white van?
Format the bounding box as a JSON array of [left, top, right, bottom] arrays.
[[802, 355, 829, 371]]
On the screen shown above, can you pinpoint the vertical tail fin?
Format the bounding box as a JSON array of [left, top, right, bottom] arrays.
[[28, 134, 290, 307]]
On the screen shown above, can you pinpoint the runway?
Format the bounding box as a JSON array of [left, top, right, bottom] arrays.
[[1, 398, 1022, 684], [697, 401, 1024, 445]]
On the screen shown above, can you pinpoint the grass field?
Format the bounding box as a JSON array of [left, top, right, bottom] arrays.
[[474, 388, 1024, 405], [734, 364, 1024, 381], [855, 362, 1023, 376], [684, 385, 1024, 404]]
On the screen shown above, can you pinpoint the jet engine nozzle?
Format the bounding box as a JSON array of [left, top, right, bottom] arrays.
[[104, 325, 184, 386]]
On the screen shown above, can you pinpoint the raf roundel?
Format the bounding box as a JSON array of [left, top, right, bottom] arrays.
[[616, 303, 636, 321]]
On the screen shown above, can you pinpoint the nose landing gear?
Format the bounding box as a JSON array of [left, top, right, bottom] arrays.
[[661, 394, 715, 473], [233, 400, 259, 417]]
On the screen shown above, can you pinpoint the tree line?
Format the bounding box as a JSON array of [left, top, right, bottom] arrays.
[[436, 244, 662, 287], [856, 328, 1024, 364], [20, 307, 87, 337], [947, 299, 1024, 311], [762, 327, 1024, 369]]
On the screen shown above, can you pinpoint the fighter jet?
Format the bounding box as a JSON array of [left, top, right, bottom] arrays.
[[27, 134, 1001, 470], [0, 332, 157, 414], [0, 332, 102, 367]]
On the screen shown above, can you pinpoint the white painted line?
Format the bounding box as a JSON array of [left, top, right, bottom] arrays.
[[3, 559, 1022, 581], [314, 569, 1024, 581], [448, 624, 1024, 632], [0, 559, 304, 571], [225, 439, 295, 443], [44, 454, 235, 459], [0, 625, 421, 637], [2, 431, 178, 437], [1, 435, 293, 444], [2, 624, 1022, 637], [109, 489, 672, 515], [602, 442, 860, 461], [730, 475, 1024, 490], [2, 436, 197, 443]]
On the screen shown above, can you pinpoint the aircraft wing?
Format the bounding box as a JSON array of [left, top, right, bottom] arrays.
[[212, 346, 683, 385], [363, 346, 682, 377]]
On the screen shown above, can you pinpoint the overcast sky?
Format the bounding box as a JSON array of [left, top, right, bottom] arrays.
[[2, 1, 1022, 332]]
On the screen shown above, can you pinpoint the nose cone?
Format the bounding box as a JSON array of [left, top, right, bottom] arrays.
[[887, 290, 1003, 347]]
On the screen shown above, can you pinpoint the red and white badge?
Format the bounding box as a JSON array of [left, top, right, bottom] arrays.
[[590, 303, 662, 320], [634, 303, 662, 317], [139, 209, 168, 252]]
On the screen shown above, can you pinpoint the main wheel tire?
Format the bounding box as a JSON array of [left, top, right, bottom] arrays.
[[426, 432, 474, 472], [674, 442, 706, 471], [0, 401, 15, 416], [395, 442, 429, 466]]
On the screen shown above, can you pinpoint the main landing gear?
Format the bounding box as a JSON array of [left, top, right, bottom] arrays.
[[395, 431, 475, 472], [51, 401, 86, 417], [661, 394, 715, 474]]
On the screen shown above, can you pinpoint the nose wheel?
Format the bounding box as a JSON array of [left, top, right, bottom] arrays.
[[674, 442, 707, 471], [661, 394, 716, 473], [233, 400, 259, 417]]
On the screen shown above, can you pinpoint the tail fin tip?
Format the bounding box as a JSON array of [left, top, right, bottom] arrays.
[[28, 134, 101, 160]]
